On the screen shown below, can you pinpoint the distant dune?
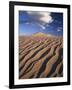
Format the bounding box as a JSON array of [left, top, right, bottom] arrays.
[[19, 32, 63, 79], [32, 32, 56, 37]]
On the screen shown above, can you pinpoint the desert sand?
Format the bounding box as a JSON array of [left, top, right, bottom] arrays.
[[19, 32, 63, 79]]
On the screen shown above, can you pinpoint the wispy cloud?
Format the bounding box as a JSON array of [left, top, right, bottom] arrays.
[[57, 29, 61, 32], [57, 27, 62, 32], [37, 24, 46, 30], [25, 22, 30, 25]]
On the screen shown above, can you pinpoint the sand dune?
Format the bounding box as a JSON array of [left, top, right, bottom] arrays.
[[19, 33, 63, 79]]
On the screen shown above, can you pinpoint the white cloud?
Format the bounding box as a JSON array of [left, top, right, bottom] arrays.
[[57, 27, 62, 32], [25, 22, 30, 25], [39, 12, 53, 23], [27, 11, 53, 24], [37, 24, 46, 30], [57, 29, 61, 32]]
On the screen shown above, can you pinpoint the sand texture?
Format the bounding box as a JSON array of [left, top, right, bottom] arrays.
[[19, 33, 63, 79]]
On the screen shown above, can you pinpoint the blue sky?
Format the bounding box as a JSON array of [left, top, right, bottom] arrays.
[[19, 11, 63, 36]]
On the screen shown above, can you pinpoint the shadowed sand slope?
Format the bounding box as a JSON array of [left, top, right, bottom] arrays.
[[19, 33, 63, 79]]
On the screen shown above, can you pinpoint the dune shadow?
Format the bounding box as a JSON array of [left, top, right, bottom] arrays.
[[47, 48, 63, 77]]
